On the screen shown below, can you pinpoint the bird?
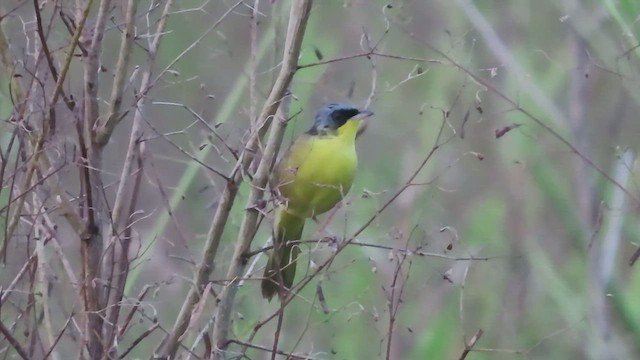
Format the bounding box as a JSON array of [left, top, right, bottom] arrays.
[[261, 103, 373, 300]]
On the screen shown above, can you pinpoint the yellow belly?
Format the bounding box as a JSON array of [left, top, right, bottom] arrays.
[[276, 134, 357, 218]]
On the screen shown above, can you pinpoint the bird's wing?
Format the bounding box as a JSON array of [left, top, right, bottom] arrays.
[[271, 134, 314, 192]]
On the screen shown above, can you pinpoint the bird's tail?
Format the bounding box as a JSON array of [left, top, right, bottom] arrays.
[[261, 209, 305, 300]]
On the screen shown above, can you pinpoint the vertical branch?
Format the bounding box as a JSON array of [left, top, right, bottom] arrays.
[[211, 1, 313, 356], [35, 222, 60, 360], [0, 21, 25, 104], [592, 150, 635, 356], [33, 0, 76, 112], [81, 0, 112, 357], [248, 0, 260, 128], [158, 1, 313, 358], [3, 137, 44, 262], [104, 147, 144, 355], [101, 0, 173, 353], [567, 29, 592, 228], [84, 0, 112, 141], [100, 0, 139, 344], [96, 0, 138, 146], [3, 0, 96, 263], [597, 150, 636, 282], [384, 249, 411, 360]]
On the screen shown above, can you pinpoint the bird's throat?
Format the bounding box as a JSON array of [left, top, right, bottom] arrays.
[[336, 119, 361, 143]]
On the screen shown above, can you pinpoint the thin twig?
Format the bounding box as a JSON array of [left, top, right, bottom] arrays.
[[118, 322, 160, 359], [151, 0, 244, 86], [2, 132, 44, 261], [253, 107, 452, 331], [96, 0, 138, 146], [34, 215, 60, 360], [458, 329, 484, 360], [128, 6, 277, 305], [103, 149, 145, 355], [249, 0, 260, 128], [303, 23, 637, 208], [81, 0, 113, 356], [398, 5, 640, 206], [32, 0, 76, 113], [226, 339, 313, 359], [244, 237, 507, 261], [117, 284, 152, 339], [42, 312, 75, 360], [271, 300, 286, 360], [384, 230, 413, 360], [210, 1, 313, 356], [157, 2, 312, 357], [101, 0, 174, 354], [0, 319, 30, 360]]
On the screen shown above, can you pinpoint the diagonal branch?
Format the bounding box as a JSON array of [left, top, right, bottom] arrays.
[[246, 111, 453, 335], [156, 1, 314, 358], [211, 0, 313, 356], [32, 0, 76, 113], [0, 319, 29, 360], [101, 0, 174, 354]]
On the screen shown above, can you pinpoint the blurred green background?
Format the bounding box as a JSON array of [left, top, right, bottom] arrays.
[[2, 0, 640, 359]]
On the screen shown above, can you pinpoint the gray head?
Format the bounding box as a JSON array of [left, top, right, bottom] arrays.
[[307, 103, 373, 135]]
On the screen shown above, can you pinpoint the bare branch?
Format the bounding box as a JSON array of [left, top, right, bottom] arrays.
[[32, 0, 76, 113], [95, 0, 138, 147], [99, 0, 175, 354], [211, 0, 313, 354], [118, 323, 160, 359], [2, 139, 45, 261], [459, 329, 484, 360], [0, 319, 30, 360], [1, 0, 94, 261], [80, 0, 114, 355], [152, 0, 244, 85], [35, 222, 61, 360], [157, 1, 313, 358], [253, 110, 453, 332], [249, 0, 260, 128], [400, 3, 640, 206]]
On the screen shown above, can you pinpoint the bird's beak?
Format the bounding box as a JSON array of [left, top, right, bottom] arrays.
[[354, 109, 374, 120]]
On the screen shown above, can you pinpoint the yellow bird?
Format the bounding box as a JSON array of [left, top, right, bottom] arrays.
[[261, 103, 373, 300]]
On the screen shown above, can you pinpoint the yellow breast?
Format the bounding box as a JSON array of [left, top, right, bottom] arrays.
[[274, 119, 360, 218]]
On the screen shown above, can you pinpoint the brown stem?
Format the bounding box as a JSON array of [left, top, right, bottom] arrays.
[[458, 329, 484, 360], [95, 0, 138, 147], [0, 319, 30, 360], [81, 0, 113, 357], [157, 1, 313, 358], [210, 1, 313, 356]]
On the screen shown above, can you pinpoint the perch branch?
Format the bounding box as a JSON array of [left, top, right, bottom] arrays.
[[211, 0, 312, 355], [157, 1, 313, 358]]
